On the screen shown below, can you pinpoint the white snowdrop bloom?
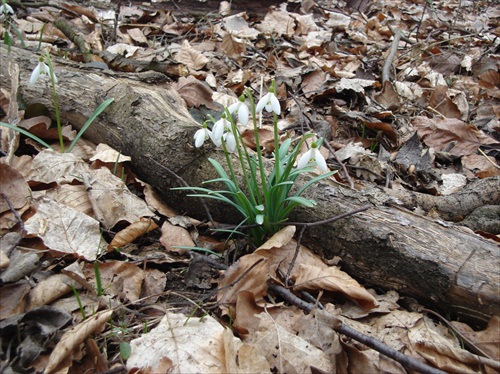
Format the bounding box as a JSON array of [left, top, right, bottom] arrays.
[[256, 92, 280, 115], [297, 143, 328, 172], [212, 117, 231, 140], [0, 3, 14, 15], [223, 131, 237, 152], [228, 100, 249, 126], [29, 60, 57, 86], [194, 126, 213, 148]]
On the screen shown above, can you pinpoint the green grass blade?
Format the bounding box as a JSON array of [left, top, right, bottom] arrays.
[[0, 122, 53, 149], [67, 98, 114, 152]]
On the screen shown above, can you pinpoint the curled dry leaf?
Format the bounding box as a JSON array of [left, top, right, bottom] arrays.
[[45, 309, 113, 374], [108, 218, 158, 250], [28, 274, 74, 310]]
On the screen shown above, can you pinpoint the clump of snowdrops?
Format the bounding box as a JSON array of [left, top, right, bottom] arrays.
[[175, 80, 336, 246]]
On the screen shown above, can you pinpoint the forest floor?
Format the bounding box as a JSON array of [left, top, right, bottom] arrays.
[[0, 0, 499, 373]]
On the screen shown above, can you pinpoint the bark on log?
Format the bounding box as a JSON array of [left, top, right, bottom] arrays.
[[1, 45, 498, 326]]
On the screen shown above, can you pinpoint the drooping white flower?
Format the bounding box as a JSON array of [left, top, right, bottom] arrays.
[[0, 3, 14, 15], [212, 117, 231, 140], [228, 100, 249, 126], [194, 126, 213, 148], [223, 130, 237, 152], [256, 91, 281, 115], [297, 142, 328, 172], [29, 60, 57, 86]]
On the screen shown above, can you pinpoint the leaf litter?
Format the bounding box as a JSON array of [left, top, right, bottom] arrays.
[[0, 0, 499, 373]]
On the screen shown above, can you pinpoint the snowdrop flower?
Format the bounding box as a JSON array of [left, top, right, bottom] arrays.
[[297, 141, 328, 172], [0, 3, 14, 15], [29, 59, 57, 86], [256, 91, 281, 115], [228, 98, 249, 126], [194, 124, 214, 148], [223, 129, 237, 152], [212, 117, 231, 140]]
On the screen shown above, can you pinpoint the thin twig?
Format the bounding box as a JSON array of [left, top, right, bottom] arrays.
[[382, 29, 402, 84], [268, 283, 447, 374]]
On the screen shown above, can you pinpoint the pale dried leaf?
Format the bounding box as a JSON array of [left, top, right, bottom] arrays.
[[221, 33, 246, 58], [45, 184, 94, 216], [127, 312, 226, 372], [90, 143, 132, 163], [24, 200, 108, 261], [176, 40, 208, 70], [28, 274, 73, 310], [45, 310, 113, 374], [142, 182, 178, 218], [28, 149, 91, 184], [223, 328, 271, 373], [83, 168, 155, 229], [127, 28, 148, 45], [223, 13, 259, 39], [451, 315, 500, 360]]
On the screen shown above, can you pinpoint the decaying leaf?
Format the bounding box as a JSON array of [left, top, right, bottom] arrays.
[[176, 40, 209, 71], [109, 218, 158, 250], [45, 309, 113, 374], [413, 117, 498, 156]]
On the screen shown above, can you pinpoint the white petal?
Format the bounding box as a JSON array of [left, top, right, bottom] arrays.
[[255, 93, 269, 113], [269, 94, 281, 115], [228, 102, 239, 114], [212, 119, 225, 140], [194, 129, 205, 147], [297, 149, 312, 169], [238, 104, 249, 126], [1, 4, 14, 14], [29, 64, 42, 86], [225, 132, 236, 152], [313, 148, 328, 171]]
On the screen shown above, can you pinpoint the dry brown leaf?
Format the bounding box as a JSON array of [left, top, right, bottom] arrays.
[[90, 143, 132, 163], [176, 40, 208, 70], [109, 218, 158, 250], [24, 200, 108, 261], [413, 117, 499, 156], [142, 182, 178, 218], [127, 28, 148, 45], [0, 162, 31, 213], [28, 149, 91, 184], [223, 328, 271, 373], [127, 312, 227, 372], [82, 168, 155, 229], [45, 309, 113, 374], [451, 315, 500, 360], [83, 261, 145, 302], [173, 75, 219, 110], [429, 85, 462, 119], [257, 8, 295, 37], [18, 116, 76, 141], [221, 33, 246, 59], [217, 253, 270, 307], [159, 221, 195, 254], [28, 274, 74, 310], [0, 250, 9, 269], [45, 184, 94, 217], [0, 281, 30, 319], [374, 81, 401, 112]]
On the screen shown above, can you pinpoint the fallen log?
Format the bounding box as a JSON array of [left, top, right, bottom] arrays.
[[1, 45, 498, 325]]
